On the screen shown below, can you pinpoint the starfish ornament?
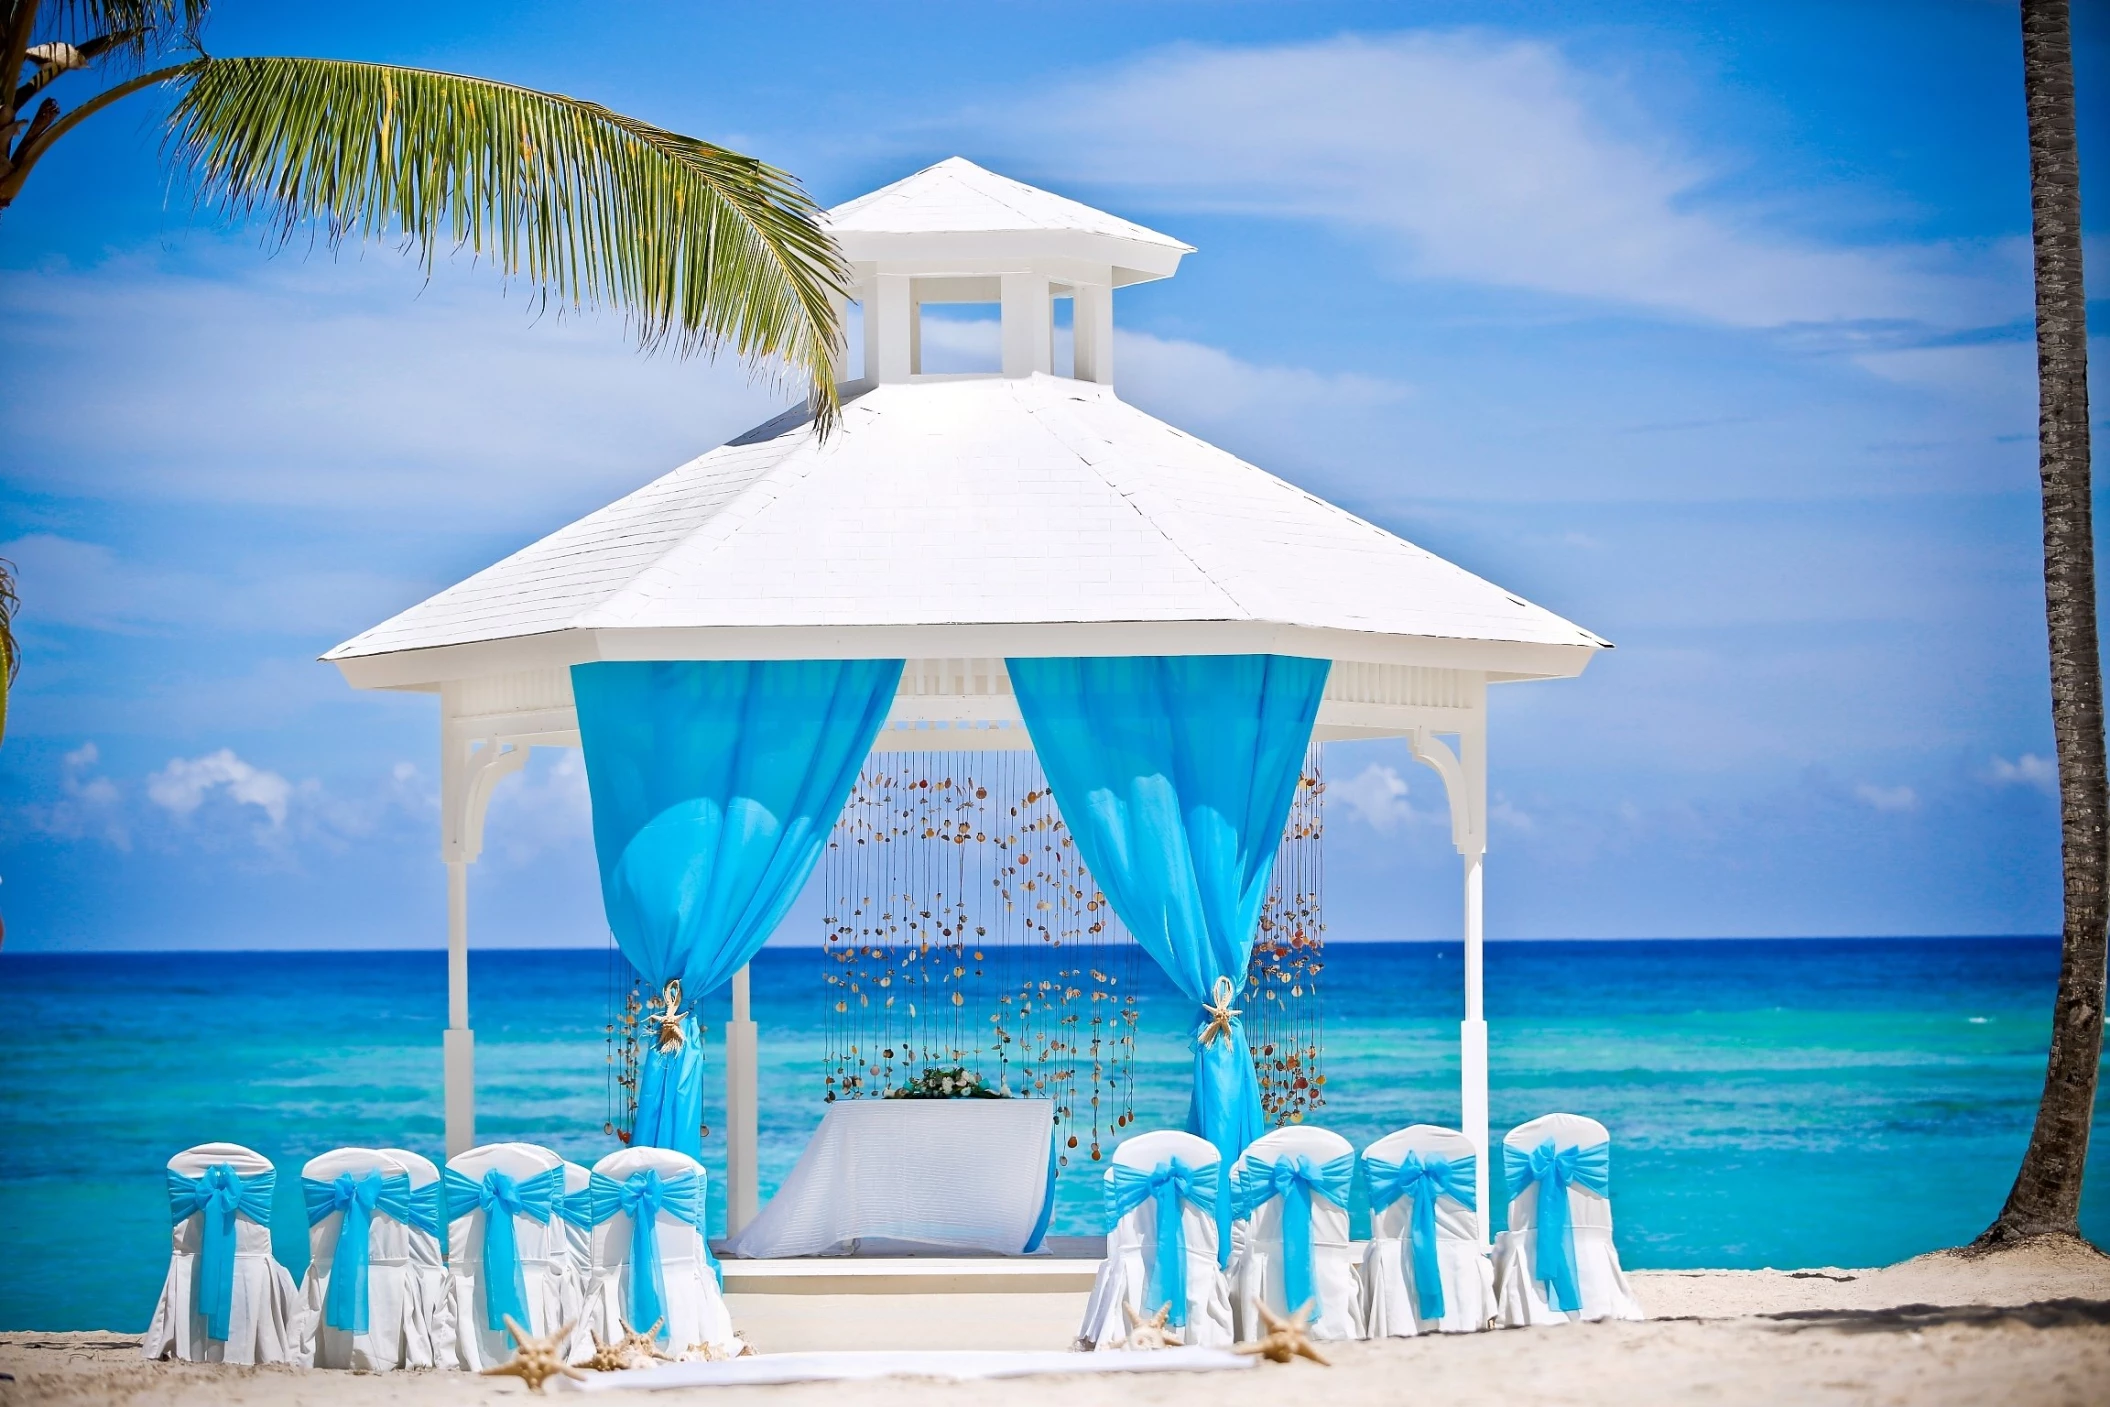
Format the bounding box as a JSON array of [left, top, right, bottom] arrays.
[[1198, 975, 1242, 1047], [480, 1316, 586, 1392], [581, 1330, 635, 1372], [1234, 1300, 1330, 1366], [1120, 1300, 1183, 1350], [618, 1316, 675, 1366], [644, 980, 686, 1055]]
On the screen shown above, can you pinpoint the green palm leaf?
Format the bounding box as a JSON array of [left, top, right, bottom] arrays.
[[167, 56, 849, 426]]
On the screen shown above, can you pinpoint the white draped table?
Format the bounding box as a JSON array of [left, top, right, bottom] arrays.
[[724, 1099, 1058, 1259]]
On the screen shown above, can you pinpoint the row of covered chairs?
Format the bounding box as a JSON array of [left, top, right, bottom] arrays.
[[142, 1140, 739, 1369], [1077, 1112, 1646, 1348]]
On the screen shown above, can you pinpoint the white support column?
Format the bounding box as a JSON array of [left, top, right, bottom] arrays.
[[867, 274, 913, 383], [1001, 272, 1053, 378], [725, 965, 760, 1235], [438, 705, 530, 1159], [1410, 687, 1490, 1237], [1072, 281, 1114, 386]]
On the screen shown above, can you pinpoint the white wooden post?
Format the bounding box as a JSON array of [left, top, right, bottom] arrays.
[[867, 275, 913, 383], [725, 964, 760, 1234], [1073, 281, 1114, 386], [438, 702, 529, 1158], [1001, 272, 1053, 378], [1411, 688, 1490, 1237]]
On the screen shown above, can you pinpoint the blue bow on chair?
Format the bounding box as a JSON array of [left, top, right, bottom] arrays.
[[1234, 1153, 1353, 1319], [445, 1165, 562, 1336], [302, 1169, 413, 1333], [1503, 1139, 1610, 1313], [1365, 1151, 1476, 1321], [1106, 1157, 1221, 1329], [588, 1167, 705, 1342], [167, 1163, 275, 1343]]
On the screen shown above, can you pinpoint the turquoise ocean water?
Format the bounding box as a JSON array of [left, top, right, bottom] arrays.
[[2, 937, 2105, 1331]]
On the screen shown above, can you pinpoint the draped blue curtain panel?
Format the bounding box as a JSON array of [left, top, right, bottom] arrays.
[[572, 659, 905, 1155], [1006, 654, 1330, 1167]]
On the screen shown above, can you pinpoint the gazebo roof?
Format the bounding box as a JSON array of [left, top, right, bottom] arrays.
[[326, 374, 1607, 690], [824, 157, 1192, 286]]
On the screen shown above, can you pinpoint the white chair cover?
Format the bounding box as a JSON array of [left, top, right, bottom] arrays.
[[142, 1142, 306, 1365], [553, 1161, 594, 1330], [574, 1147, 737, 1361], [1491, 1113, 1646, 1326], [298, 1148, 433, 1370], [1227, 1126, 1362, 1342], [376, 1147, 453, 1368], [1077, 1131, 1233, 1349], [445, 1142, 569, 1368], [1360, 1125, 1495, 1336]]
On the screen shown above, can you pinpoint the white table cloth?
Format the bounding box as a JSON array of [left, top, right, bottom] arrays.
[[725, 1099, 1056, 1259]]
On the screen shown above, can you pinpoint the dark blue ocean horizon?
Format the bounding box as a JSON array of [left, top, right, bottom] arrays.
[[3, 935, 2105, 1330]]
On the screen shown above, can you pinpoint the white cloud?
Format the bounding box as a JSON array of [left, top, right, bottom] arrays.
[[148, 748, 295, 826], [1989, 754, 2057, 792], [1, 533, 425, 639], [999, 33, 2020, 329], [0, 245, 790, 520], [1332, 762, 1413, 832], [1854, 782, 1918, 813], [18, 740, 131, 848]]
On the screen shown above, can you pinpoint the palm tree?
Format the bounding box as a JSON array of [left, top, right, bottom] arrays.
[[1977, 0, 2104, 1251], [0, 0, 850, 746]]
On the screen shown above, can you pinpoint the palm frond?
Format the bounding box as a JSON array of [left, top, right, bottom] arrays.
[[168, 57, 848, 426], [0, 556, 19, 747], [28, 1, 207, 69]]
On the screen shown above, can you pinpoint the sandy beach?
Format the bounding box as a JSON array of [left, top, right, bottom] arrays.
[[6, 1242, 2106, 1407]]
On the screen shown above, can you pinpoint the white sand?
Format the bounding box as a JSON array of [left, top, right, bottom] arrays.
[[6, 1243, 2107, 1407]]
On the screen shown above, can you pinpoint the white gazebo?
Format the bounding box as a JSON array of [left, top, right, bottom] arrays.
[[325, 156, 1607, 1238]]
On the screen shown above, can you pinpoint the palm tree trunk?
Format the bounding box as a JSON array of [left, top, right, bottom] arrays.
[[1979, 0, 2105, 1249]]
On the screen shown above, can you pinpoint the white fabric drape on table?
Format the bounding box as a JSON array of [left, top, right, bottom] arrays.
[[1491, 1113, 1645, 1327], [1227, 1127, 1362, 1342], [725, 1100, 1057, 1259], [141, 1142, 306, 1366], [572, 1147, 737, 1360], [1359, 1125, 1495, 1337], [1077, 1131, 1233, 1349], [445, 1142, 569, 1369]]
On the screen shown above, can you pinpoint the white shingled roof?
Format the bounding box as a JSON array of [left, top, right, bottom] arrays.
[[325, 376, 1607, 685], [828, 157, 1191, 250]]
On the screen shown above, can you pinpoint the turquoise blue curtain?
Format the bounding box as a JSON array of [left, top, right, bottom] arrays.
[[1007, 654, 1330, 1166], [573, 659, 904, 1156]]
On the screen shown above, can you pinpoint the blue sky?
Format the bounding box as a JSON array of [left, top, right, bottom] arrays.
[[2, 0, 2105, 951]]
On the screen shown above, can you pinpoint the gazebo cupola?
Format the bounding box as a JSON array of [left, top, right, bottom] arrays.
[[825, 156, 1193, 387]]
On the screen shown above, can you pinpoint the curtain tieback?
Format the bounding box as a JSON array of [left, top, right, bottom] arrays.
[[167, 1163, 275, 1343], [1196, 976, 1243, 1047], [1503, 1139, 1609, 1314]]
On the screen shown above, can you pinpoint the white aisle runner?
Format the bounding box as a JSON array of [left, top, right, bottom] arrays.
[[725, 1099, 1057, 1259]]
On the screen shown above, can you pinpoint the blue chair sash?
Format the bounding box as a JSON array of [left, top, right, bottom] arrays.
[[1365, 1152, 1476, 1321], [1106, 1156, 1221, 1329], [166, 1163, 275, 1343], [1234, 1153, 1352, 1319], [445, 1165, 562, 1336], [399, 1180, 445, 1242], [1503, 1139, 1610, 1313], [303, 1170, 413, 1334], [587, 1168, 704, 1342], [559, 1185, 594, 1231]]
